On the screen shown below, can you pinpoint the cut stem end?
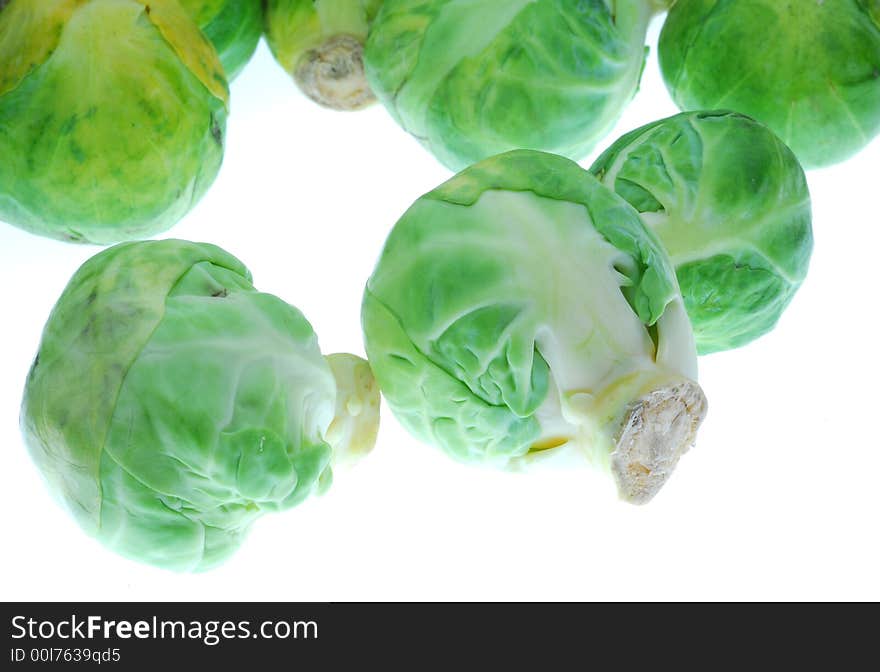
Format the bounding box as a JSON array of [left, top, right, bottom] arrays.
[[611, 380, 707, 505], [324, 353, 380, 469], [294, 34, 375, 111]]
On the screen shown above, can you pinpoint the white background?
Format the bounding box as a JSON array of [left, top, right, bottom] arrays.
[[2, 17, 878, 601]]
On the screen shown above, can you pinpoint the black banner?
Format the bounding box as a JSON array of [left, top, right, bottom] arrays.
[[1, 602, 875, 667]]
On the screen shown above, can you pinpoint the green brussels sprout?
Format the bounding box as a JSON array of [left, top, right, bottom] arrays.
[[265, 0, 384, 110], [364, 0, 665, 171], [591, 111, 813, 354], [178, 0, 263, 80], [362, 150, 707, 504], [0, 0, 228, 244], [658, 0, 880, 168], [21, 240, 380, 571]]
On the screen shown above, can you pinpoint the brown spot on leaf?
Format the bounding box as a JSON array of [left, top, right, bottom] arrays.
[[211, 118, 222, 145]]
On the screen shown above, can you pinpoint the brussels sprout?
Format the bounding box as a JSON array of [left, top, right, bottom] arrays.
[[21, 240, 380, 571], [178, 0, 263, 80], [0, 0, 228, 244], [658, 0, 880, 168], [591, 111, 813, 354], [363, 0, 665, 171], [362, 150, 707, 504], [265, 0, 384, 110]]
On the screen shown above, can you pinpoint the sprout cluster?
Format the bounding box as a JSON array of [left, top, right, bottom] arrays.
[[3, 0, 855, 571]]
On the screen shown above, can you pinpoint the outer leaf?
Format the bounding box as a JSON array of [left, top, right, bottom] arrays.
[[426, 150, 680, 326], [0, 0, 80, 97], [135, 0, 229, 105]]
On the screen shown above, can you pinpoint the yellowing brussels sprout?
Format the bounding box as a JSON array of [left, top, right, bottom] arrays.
[[0, 0, 228, 244], [658, 0, 880, 168], [364, 0, 665, 171], [178, 0, 263, 80], [362, 150, 707, 504], [21, 240, 380, 571], [265, 0, 384, 110], [591, 111, 813, 354]]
